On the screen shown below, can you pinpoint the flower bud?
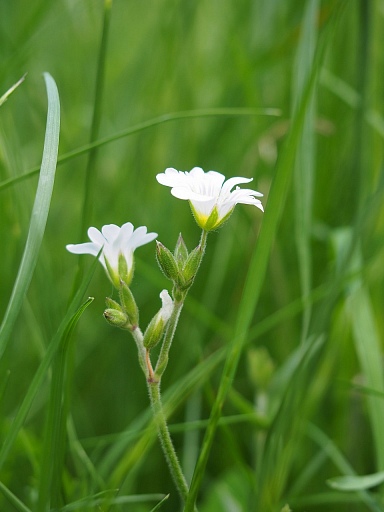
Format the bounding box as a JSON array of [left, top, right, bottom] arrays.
[[156, 241, 179, 282], [247, 347, 275, 390], [105, 297, 123, 311], [103, 308, 129, 328], [182, 244, 203, 285], [119, 280, 139, 327], [143, 290, 173, 350], [174, 233, 189, 268]]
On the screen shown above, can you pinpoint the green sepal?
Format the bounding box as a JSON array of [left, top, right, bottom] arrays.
[[203, 206, 220, 231], [119, 280, 139, 327], [104, 308, 129, 328], [182, 244, 204, 284], [105, 297, 123, 312], [104, 255, 120, 289], [174, 233, 189, 268], [212, 208, 234, 230], [156, 241, 180, 281], [143, 315, 165, 350], [118, 252, 133, 286]]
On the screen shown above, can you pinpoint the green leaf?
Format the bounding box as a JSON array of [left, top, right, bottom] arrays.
[[0, 73, 60, 361], [0, 107, 280, 193], [0, 480, 32, 512], [0, 74, 26, 107], [36, 296, 94, 512], [0, 255, 98, 471], [184, 4, 347, 510], [327, 471, 384, 492]]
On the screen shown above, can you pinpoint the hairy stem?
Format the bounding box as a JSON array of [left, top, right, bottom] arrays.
[[147, 380, 190, 502]]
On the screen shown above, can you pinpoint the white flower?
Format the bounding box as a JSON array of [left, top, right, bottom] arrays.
[[66, 222, 157, 287], [159, 289, 173, 323], [156, 167, 263, 230]]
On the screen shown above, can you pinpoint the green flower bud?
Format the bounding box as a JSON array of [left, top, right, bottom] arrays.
[[156, 241, 180, 282], [119, 280, 139, 327], [105, 297, 123, 311], [247, 347, 275, 390], [143, 290, 173, 350], [182, 244, 203, 285], [104, 308, 129, 328], [174, 233, 189, 268]]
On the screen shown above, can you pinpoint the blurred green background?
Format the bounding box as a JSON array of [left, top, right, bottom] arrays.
[[1, 0, 384, 511]]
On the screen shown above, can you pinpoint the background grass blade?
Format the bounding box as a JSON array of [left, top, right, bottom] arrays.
[[0, 259, 97, 471], [0, 72, 60, 361], [36, 297, 94, 512], [0, 74, 26, 108], [0, 481, 32, 512], [0, 107, 280, 193], [184, 4, 345, 510], [292, 0, 318, 341]]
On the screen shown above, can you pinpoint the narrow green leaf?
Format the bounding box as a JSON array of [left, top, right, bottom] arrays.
[[0, 73, 27, 107], [327, 471, 384, 492], [0, 255, 98, 471], [58, 491, 166, 511], [0, 480, 32, 512], [36, 297, 94, 512], [149, 494, 170, 512], [0, 72, 60, 361], [292, 0, 319, 341], [184, 4, 346, 510], [0, 107, 280, 193]]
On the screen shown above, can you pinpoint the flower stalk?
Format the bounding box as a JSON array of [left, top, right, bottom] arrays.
[[147, 379, 190, 502]]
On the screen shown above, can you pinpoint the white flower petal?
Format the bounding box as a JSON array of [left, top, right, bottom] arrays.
[[171, 186, 214, 202], [156, 168, 185, 187], [66, 242, 100, 256], [221, 176, 253, 197], [114, 222, 134, 249], [160, 289, 173, 322], [87, 227, 105, 245], [102, 224, 121, 243]]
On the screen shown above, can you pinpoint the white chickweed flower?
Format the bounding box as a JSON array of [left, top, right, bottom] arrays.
[[66, 222, 157, 287], [156, 167, 263, 230], [159, 289, 173, 323]]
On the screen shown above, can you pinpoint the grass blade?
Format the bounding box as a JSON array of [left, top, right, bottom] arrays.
[[184, 4, 346, 510], [292, 0, 319, 341], [36, 297, 94, 512], [0, 72, 60, 361], [0, 107, 280, 193], [0, 257, 98, 471], [0, 74, 26, 107], [0, 481, 32, 512]]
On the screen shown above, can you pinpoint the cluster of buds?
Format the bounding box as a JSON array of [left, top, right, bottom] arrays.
[[156, 234, 205, 300], [103, 280, 139, 331]]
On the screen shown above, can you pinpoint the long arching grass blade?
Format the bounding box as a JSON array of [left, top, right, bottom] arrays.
[[0, 256, 97, 471], [0, 72, 60, 361], [0, 107, 280, 192], [36, 296, 94, 512]]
